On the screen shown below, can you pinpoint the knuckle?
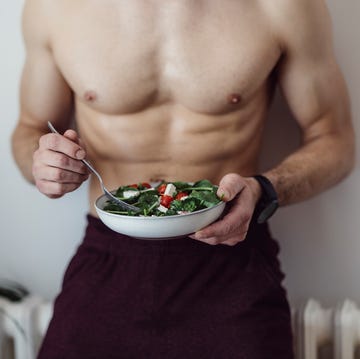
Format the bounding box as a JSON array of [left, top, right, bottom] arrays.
[[53, 168, 66, 181], [80, 163, 89, 174], [47, 134, 60, 149], [56, 153, 70, 168], [39, 134, 56, 149]]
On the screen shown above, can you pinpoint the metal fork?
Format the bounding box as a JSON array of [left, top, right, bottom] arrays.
[[47, 122, 141, 213]]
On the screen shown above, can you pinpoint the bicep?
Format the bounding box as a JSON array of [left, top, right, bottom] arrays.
[[19, 50, 74, 130], [275, 0, 352, 142]]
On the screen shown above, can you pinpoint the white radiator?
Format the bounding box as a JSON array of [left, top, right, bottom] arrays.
[[0, 296, 359, 359], [0, 296, 52, 359], [296, 299, 334, 359], [334, 300, 360, 359]]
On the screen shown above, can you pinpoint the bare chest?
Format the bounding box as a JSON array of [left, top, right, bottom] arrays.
[[52, 0, 280, 115]]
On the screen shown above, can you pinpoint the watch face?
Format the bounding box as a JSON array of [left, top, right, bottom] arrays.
[[257, 200, 279, 224]]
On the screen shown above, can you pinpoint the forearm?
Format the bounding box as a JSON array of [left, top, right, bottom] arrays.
[[11, 121, 46, 184], [264, 128, 355, 206]]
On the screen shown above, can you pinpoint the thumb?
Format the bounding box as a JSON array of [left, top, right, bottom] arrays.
[[217, 173, 245, 202]]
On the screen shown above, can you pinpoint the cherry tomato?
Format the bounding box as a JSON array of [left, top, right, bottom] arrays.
[[129, 184, 138, 189], [175, 192, 188, 200], [157, 184, 167, 195], [160, 195, 174, 208], [141, 182, 151, 188]]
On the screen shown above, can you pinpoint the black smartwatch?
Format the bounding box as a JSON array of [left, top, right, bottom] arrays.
[[252, 175, 279, 224]]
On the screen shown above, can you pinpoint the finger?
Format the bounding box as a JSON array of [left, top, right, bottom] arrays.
[[217, 173, 246, 201], [193, 201, 251, 239], [35, 179, 82, 198], [189, 229, 248, 246], [39, 133, 86, 160], [33, 165, 89, 184], [34, 149, 89, 175], [63, 129, 80, 144], [63, 130, 88, 155], [190, 227, 249, 244], [220, 232, 248, 246]]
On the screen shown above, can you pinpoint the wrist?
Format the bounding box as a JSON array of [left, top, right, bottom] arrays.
[[251, 175, 279, 224], [245, 176, 262, 204]]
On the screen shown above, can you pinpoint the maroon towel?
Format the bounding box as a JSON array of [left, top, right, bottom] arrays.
[[37, 215, 294, 359]]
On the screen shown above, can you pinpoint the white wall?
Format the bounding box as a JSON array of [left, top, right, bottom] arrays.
[[0, 0, 89, 299], [0, 0, 359, 306]]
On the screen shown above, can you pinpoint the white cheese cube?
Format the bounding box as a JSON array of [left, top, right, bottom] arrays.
[[164, 183, 176, 197], [157, 204, 168, 213], [177, 211, 190, 215], [123, 190, 140, 199]]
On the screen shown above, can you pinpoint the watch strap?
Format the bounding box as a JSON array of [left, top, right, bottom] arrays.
[[252, 175, 279, 224]]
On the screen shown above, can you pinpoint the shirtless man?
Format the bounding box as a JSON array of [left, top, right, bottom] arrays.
[[12, 0, 354, 358]]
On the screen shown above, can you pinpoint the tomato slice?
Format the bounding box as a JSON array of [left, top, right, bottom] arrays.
[[157, 184, 167, 195], [160, 195, 174, 208], [175, 192, 188, 200], [129, 184, 138, 189], [141, 182, 151, 188]]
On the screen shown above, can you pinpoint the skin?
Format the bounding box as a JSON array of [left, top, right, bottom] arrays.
[[12, 0, 355, 246]]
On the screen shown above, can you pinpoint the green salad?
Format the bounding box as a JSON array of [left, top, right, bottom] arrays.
[[103, 179, 222, 217]]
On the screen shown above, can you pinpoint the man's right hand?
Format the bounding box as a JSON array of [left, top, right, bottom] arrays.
[[32, 129, 90, 198]]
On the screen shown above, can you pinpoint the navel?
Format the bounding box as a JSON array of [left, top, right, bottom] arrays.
[[228, 93, 242, 105], [84, 90, 98, 102]]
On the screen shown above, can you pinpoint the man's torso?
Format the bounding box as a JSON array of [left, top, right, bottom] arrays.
[[48, 0, 282, 212]]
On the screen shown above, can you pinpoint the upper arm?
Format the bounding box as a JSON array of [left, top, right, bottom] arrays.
[[269, 0, 353, 143], [19, 0, 73, 131]]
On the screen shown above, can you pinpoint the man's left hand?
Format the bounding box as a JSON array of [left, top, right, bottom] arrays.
[[189, 173, 261, 246]]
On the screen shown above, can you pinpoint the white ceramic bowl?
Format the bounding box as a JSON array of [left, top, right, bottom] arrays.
[[95, 193, 226, 239]]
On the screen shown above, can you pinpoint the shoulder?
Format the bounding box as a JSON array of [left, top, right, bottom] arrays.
[[22, 0, 55, 49], [259, 0, 334, 54], [259, 0, 331, 25]]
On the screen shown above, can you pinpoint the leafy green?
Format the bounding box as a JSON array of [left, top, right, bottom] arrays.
[[170, 197, 202, 212], [103, 180, 222, 217], [189, 190, 221, 208], [133, 193, 159, 216], [172, 181, 191, 191], [193, 179, 214, 188]]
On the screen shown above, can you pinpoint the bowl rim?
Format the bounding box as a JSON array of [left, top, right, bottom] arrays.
[[95, 193, 226, 221]]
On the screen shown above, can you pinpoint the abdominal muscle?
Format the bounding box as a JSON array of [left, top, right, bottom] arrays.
[[75, 90, 270, 216]]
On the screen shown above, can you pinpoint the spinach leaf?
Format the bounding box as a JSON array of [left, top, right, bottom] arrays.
[[134, 193, 159, 216], [172, 181, 191, 191], [103, 202, 134, 216], [189, 190, 221, 208], [193, 179, 214, 189], [169, 197, 202, 213]]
